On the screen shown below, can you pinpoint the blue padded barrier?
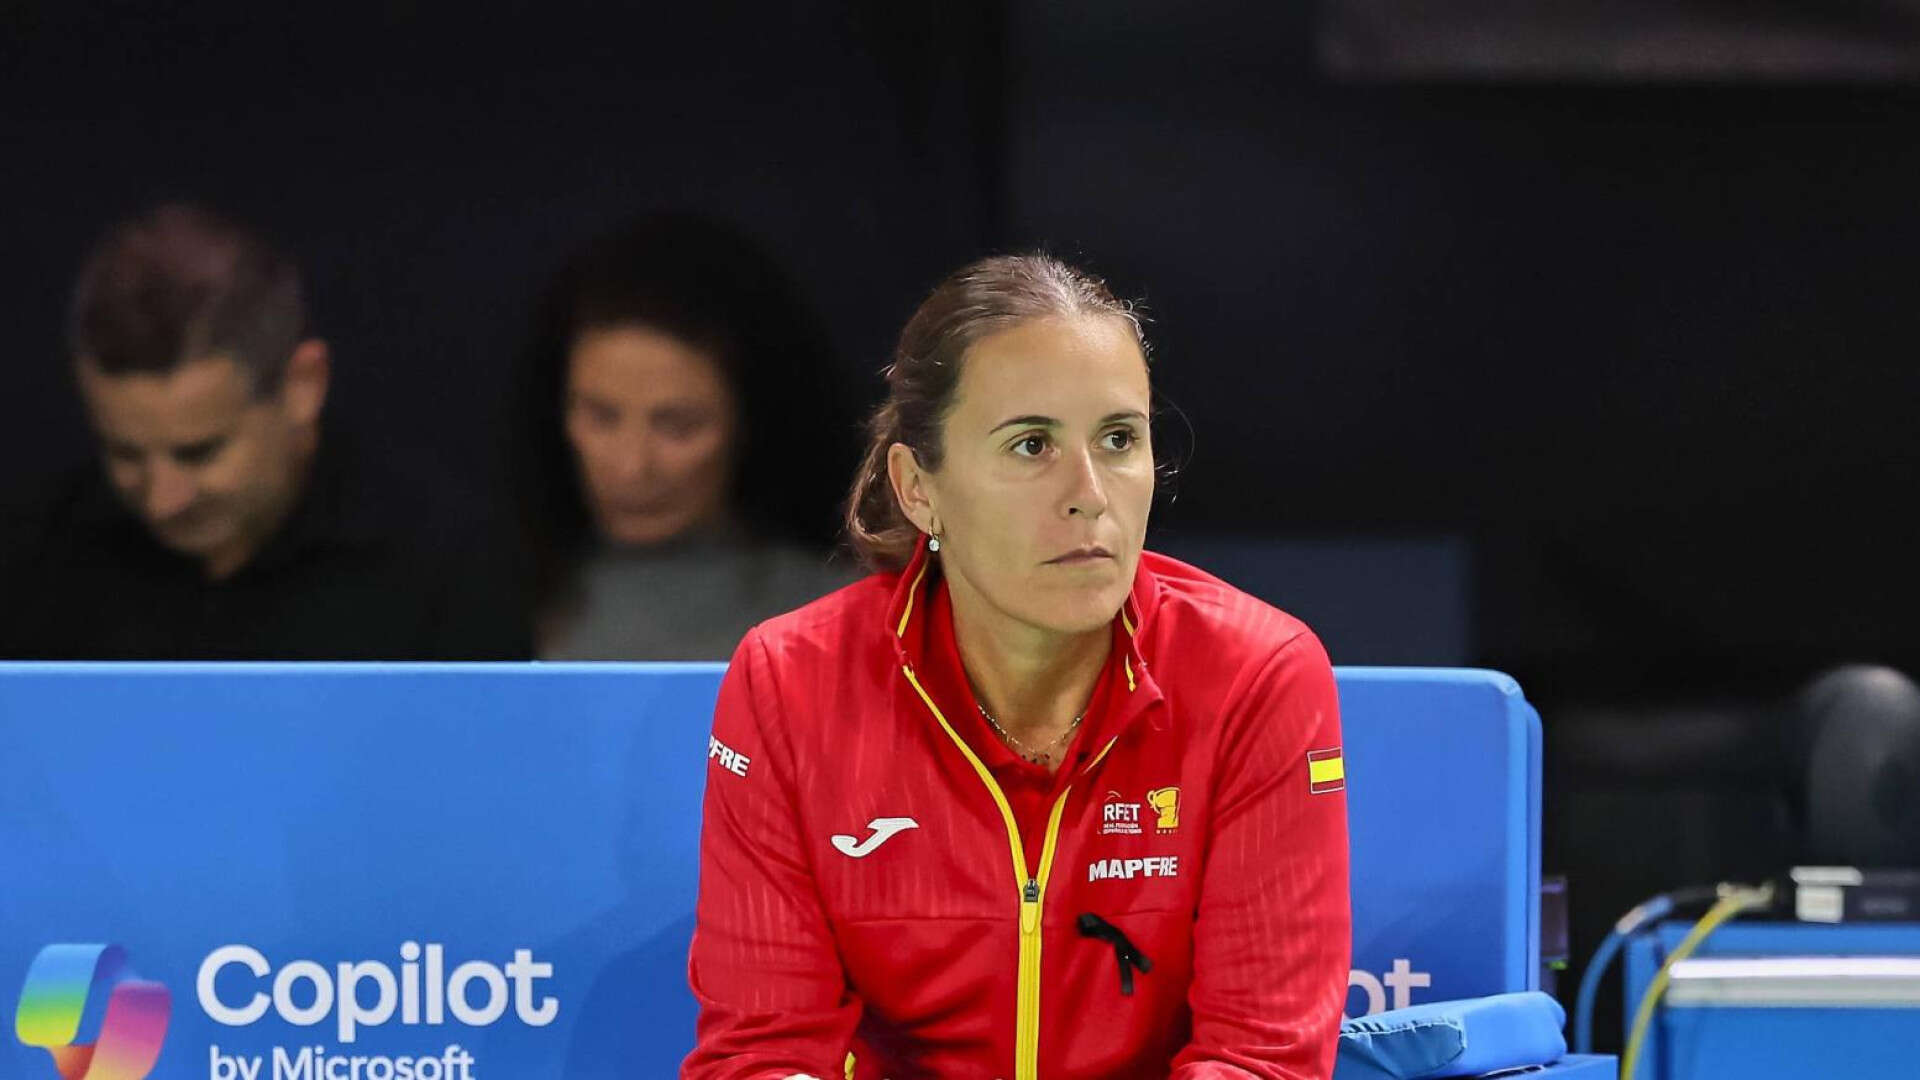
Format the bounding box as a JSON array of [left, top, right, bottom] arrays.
[[2, 662, 1540, 1077]]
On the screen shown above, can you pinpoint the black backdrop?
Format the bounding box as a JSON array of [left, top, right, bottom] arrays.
[[5, 1, 1916, 687]]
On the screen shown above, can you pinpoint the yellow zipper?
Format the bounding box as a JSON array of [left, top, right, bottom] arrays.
[[900, 662, 1118, 1080]]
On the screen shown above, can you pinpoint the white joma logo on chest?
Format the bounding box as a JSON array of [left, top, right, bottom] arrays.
[[831, 817, 919, 858], [1088, 856, 1180, 882]]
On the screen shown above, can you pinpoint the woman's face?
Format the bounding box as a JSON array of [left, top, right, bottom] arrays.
[[911, 314, 1154, 637], [564, 325, 738, 547]]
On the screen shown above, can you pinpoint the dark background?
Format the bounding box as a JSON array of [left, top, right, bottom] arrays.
[[3, 0, 1915, 1048]]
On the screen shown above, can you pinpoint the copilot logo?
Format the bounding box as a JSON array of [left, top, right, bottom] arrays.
[[197, 942, 554, 1079], [18, 941, 556, 1079], [15, 943, 173, 1080]]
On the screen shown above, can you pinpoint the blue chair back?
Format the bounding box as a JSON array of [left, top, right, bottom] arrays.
[[1340, 668, 1542, 1016]]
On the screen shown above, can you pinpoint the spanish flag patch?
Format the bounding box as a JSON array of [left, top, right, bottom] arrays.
[[1307, 747, 1346, 794]]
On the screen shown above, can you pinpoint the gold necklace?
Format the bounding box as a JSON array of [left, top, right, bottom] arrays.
[[977, 703, 1082, 766]]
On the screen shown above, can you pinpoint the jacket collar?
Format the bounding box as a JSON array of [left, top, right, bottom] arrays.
[[885, 535, 1166, 744]]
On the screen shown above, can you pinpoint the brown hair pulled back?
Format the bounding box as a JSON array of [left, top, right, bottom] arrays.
[[844, 253, 1147, 572]]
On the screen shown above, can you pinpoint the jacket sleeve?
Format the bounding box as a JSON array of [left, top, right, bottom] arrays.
[[682, 629, 861, 1080], [1170, 630, 1351, 1080]]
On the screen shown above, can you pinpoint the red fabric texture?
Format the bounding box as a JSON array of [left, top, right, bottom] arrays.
[[683, 545, 1351, 1079]]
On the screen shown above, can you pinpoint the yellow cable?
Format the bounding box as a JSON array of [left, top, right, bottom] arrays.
[[1618, 883, 1774, 1080]]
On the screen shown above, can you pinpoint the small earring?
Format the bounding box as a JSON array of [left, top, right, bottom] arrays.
[[927, 534, 941, 553]]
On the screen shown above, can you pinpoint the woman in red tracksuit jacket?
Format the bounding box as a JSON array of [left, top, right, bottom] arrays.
[[684, 254, 1350, 1079]]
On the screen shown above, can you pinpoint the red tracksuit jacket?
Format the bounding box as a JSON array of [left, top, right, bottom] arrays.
[[685, 544, 1350, 1079]]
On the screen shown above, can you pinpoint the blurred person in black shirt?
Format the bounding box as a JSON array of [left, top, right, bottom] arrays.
[[0, 203, 528, 660]]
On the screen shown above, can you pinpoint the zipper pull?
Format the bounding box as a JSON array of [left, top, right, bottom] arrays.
[[1024, 878, 1039, 903], [1021, 878, 1040, 934]]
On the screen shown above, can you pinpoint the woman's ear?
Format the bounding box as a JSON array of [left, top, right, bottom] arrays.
[[886, 442, 936, 535]]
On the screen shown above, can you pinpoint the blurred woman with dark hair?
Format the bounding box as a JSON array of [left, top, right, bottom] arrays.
[[513, 213, 860, 659]]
